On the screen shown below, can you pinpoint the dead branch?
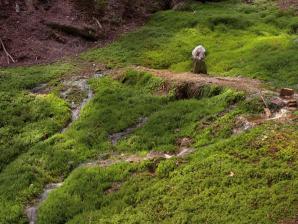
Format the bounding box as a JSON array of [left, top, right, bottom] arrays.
[[93, 17, 103, 30], [260, 93, 268, 108], [0, 38, 15, 64], [259, 92, 271, 118], [45, 22, 98, 41]]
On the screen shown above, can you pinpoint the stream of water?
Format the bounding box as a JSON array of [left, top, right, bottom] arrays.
[[26, 73, 101, 224], [25, 72, 197, 224]]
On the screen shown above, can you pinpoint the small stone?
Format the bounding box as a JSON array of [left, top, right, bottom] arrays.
[[270, 97, 286, 108], [179, 137, 192, 147], [280, 88, 294, 98], [233, 116, 254, 134], [287, 100, 297, 108], [164, 154, 173, 159]]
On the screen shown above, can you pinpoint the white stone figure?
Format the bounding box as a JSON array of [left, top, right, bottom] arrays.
[[192, 45, 207, 74], [192, 45, 206, 61]]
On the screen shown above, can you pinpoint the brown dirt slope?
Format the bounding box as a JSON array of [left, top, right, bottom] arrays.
[[0, 0, 165, 67], [134, 66, 265, 94]]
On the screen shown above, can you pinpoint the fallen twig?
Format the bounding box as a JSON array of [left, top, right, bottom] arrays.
[[260, 93, 268, 108], [0, 38, 15, 64], [93, 17, 103, 30], [260, 92, 271, 118]]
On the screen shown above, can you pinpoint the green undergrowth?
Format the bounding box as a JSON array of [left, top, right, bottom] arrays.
[[38, 121, 298, 224], [35, 70, 248, 224], [82, 0, 298, 89], [0, 63, 73, 91], [0, 0, 297, 223], [0, 71, 167, 223], [0, 63, 74, 223], [0, 68, 297, 223], [116, 89, 243, 152], [0, 63, 73, 172]]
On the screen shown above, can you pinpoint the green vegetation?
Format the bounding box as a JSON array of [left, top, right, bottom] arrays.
[[0, 66, 297, 224], [38, 101, 298, 224], [0, 0, 297, 224], [0, 63, 72, 171], [117, 89, 243, 152], [83, 0, 298, 89], [0, 63, 73, 91], [0, 70, 168, 223]]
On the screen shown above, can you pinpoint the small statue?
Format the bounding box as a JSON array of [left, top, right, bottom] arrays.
[[192, 45, 207, 74]]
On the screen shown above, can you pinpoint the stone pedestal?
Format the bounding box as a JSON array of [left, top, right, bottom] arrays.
[[193, 59, 207, 74]]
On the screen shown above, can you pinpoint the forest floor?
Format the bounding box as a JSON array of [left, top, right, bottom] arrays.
[[0, 0, 161, 66]]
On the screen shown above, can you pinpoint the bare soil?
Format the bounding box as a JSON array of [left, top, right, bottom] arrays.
[[0, 0, 163, 67], [278, 0, 298, 13], [132, 66, 265, 94]]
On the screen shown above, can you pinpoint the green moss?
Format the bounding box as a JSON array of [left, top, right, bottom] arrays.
[[119, 69, 165, 93], [39, 123, 298, 224], [117, 89, 242, 152], [0, 71, 168, 223], [82, 0, 298, 89], [0, 1, 297, 223], [0, 63, 73, 90]]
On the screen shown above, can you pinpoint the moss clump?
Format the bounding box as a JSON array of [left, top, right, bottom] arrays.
[[208, 15, 252, 30]]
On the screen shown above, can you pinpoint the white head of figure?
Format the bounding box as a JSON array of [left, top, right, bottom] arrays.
[[192, 45, 206, 60]]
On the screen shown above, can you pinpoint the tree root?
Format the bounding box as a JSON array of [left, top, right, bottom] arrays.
[[45, 21, 99, 41], [0, 38, 15, 64]]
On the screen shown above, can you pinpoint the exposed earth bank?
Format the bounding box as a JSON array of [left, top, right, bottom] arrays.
[[0, 0, 174, 67]]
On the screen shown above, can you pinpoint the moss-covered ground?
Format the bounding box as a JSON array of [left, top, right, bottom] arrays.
[[83, 0, 298, 90], [0, 0, 297, 223]]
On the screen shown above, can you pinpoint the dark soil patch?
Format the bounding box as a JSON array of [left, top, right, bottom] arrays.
[[0, 0, 165, 67], [278, 0, 298, 13]]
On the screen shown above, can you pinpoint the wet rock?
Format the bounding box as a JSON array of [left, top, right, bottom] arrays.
[[177, 137, 192, 147], [95, 71, 105, 78], [177, 147, 195, 158], [269, 108, 290, 120], [280, 88, 294, 98], [26, 183, 63, 224], [233, 116, 255, 134], [31, 83, 49, 94], [146, 151, 172, 160], [109, 117, 148, 145]]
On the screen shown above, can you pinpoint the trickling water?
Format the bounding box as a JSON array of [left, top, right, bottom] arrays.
[[270, 108, 290, 120], [109, 117, 148, 145], [26, 72, 198, 224], [61, 73, 105, 133], [26, 73, 104, 224], [25, 145, 195, 224], [26, 183, 63, 224]]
